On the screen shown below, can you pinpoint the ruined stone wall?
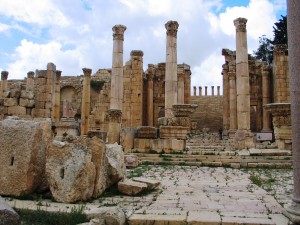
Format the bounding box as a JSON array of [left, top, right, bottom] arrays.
[[191, 95, 223, 132]]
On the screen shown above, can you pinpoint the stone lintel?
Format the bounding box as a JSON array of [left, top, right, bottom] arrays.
[[234, 17, 247, 32], [136, 126, 157, 139], [106, 109, 122, 123], [1, 71, 8, 80], [165, 20, 179, 37], [264, 103, 291, 116], [27, 71, 34, 79], [82, 68, 92, 76], [112, 25, 127, 41]]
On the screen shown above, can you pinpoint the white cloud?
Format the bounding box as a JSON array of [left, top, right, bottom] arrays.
[[0, 23, 10, 32], [0, 0, 69, 27]]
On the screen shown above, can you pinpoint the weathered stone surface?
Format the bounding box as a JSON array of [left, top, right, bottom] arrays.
[[134, 138, 185, 153], [4, 98, 17, 107], [20, 90, 34, 99], [87, 207, 126, 225], [120, 128, 136, 152], [19, 98, 35, 108], [0, 117, 52, 196], [136, 126, 157, 139], [118, 180, 147, 196], [46, 136, 107, 203], [7, 106, 26, 115], [125, 155, 139, 168], [0, 196, 20, 225], [132, 177, 160, 190], [159, 126, 189, 140], [105, 143, 126, 188]]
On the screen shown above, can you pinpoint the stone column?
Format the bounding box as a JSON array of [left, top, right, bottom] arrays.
[[184, 64, 191, 104], [177, 69, 184, 104], [81, 68, 91, 136], [217, 86, 220, 96], [193, 86, 196, 96], [52, 70, 61, 124], [211, 86, 214, 96], [147, 64, 155, 126], [261, 63, 272, 132], [110, 24, 127, 110], [1, 71, 8, 98], [26, 71, 35, 91], [199, 87, 202, 96], [229, 71, 237, 132], [108, 24, 126, 144], [165, 20, 179, 118], [234, 18, 250, 132], [222, 64, 230, 131], [205, 86, 207, 96], [284, 0, 300, 222]]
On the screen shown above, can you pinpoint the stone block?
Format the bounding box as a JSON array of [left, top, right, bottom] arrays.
[[136, 126, 157, 139], [32, 108, 50, 118], [20, 90, 34, 99], [35, 101, 45, 109], [132, 177, 160, 190], [120, 128, 136, 152], [4, 98, 18, 107], [133, 138, 185, 153], [9, 89, 21, 98], [125, 155, 139, 168], [0, 106, 7, 115], [19, 99, 35, 108], [7, 106, 26, 116], [0, 118, 52, 196], [187, 211, 221, 225], [160, 126, 189, 140], [118, 180, 147, 196]]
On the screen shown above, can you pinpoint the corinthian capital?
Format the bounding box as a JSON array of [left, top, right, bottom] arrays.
[[234, 18, 247, 32], [165, 21, 179, 37], [112, 25, 127, 41], [1, 71, 8, 80]]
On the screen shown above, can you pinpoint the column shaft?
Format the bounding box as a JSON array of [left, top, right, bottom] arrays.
[[177, 72, 184, 104], [26, 71, 35, 91], [229, 72, 237, 131], [234, 18, 250, 131], [261, 64, 272, 132], [81, 68, 91, 135], [165, 21, 179, 117], [184, 65, 191, 104], [1, 71, 8, 98], [222, 65, 230, 130], [53, 71, 61, 124], [147, 64, 154, 126]]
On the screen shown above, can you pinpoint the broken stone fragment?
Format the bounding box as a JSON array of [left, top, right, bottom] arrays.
[[118, 180, 147, 196], [86, 207, 126, 225], [0, 196, 20, 225], [132, 177, 160, 190]]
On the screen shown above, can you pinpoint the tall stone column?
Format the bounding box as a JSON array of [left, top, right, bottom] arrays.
[[205, 86, 207, 96], [177, 69, 184, 104], [1, 71, 8, 98], [108, 24, 126, 144], [222, 64, 230, 130], [165, 20, 179, 118], [26, 71, 35, 91], [228, 70, 237, 133], [81, 68, 91, 136], [193, 86, 196, 96], [184, 64, 191, 104], [211, 86, 214, 96], [199, 87, 202, 96], [234, 18, 250, 132], [147, 64, 155, 126], [52, 70, 61, 124], [261, 63, 271, 132], [284, 0, 300, 222]]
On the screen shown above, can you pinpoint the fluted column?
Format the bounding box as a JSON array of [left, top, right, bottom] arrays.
[[52, 70, 61, 124], [147, 64, 155, 126], [284, 0, 300, 222], [165, 20, 179, 118], [261, 63, 272, 132], [81, 68, 91, 136], [229, 70, 237, 132], [26, 71, 34, 91], [1, 71, 8, 98], [222, 64, 230, 130], [234, 18, 250, 132], [108, 24, 126, 144]]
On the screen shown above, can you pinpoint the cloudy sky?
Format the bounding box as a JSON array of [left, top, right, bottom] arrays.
[[0, 0, 286, 94]]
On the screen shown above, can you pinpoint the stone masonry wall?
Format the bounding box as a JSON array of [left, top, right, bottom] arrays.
[[191, 96, 223, 132]]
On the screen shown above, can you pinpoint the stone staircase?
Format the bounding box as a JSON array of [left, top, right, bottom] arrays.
[[129, 132, 292, 169]]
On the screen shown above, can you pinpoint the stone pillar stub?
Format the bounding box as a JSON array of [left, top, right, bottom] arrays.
[[234, 17, 251, 132], [1, 71, 8, 99], [165, 20, 179, 118], [222, 64, 230, 130], [283, 0, 300, 222]]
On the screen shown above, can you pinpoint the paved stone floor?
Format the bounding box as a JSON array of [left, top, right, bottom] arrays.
[[6, 165, 293, 225]]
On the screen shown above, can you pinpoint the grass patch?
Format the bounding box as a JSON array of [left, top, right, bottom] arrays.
[[147, 149, 158, 154], [16, 205, 87, 225], [249, 174, 263, 187]]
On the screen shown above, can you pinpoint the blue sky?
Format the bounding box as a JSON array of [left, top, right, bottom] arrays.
[[0, 0, 286, 93]]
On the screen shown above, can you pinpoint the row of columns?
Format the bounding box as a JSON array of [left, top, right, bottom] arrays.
[[222, 18, 271, 134], [193, 86, 221, 96]]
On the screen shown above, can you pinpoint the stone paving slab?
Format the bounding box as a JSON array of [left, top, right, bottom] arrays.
[[4, 166, 293, 225]]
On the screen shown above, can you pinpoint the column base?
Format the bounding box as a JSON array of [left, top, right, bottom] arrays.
[[283, 201, 300, 223], [261, 128, 272, 133], [228, 129, 237, 139]]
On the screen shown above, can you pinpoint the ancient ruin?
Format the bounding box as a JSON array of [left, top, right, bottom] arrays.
[[0, 14, 297, 224]]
